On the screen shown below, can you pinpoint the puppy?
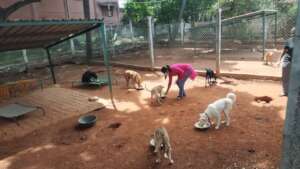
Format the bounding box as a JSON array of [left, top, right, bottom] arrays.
[[153, 127, 174, 164], [205, 68, 217, 87], [145, 85, 165, 105], [124, 70, 143, 89], [199, 93, 236, 129], [263, 51, 274, 65]]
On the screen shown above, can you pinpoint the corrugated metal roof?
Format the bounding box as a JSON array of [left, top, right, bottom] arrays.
[[0, 19, 103, 52]]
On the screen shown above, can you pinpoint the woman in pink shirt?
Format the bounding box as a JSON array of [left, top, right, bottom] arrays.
[[161, 64, 197, 99]]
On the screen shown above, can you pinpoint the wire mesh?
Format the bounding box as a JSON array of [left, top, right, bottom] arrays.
[[0, 1, 297, 76]]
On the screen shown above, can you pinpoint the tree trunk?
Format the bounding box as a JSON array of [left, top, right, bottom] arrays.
[[83, 0, 92, 64], [170, 0, 187, 46], [0, 0, 41, 21], [280, 1, 300, 168]]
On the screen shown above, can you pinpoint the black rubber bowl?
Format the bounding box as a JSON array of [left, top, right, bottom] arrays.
[[78, 115, 97, 128], [160, 96, 166, 99]]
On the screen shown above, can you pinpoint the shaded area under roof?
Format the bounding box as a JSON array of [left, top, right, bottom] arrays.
[[0, 19, 103, 52]]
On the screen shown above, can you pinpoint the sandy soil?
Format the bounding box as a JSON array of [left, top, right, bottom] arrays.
[[110, 47, 282, 77], [0, 65, 286, 169]]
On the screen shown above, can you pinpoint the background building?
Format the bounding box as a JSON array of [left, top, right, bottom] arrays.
[[0, 0, 123, 26]]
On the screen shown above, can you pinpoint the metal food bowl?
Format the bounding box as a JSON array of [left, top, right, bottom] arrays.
[[194, 121, 211, 131], [78, 115, 97, 128]]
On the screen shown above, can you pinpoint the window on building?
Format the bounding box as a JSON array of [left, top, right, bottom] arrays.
[[100, 5, 114, 17]]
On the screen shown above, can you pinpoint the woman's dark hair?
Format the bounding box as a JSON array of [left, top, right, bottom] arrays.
[[161, 65, 170, 73], [287, 48, 293, 57], [281, 46, 292, 58]]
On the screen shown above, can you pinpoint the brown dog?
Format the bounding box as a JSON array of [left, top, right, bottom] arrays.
[[124, 70, 143, 89], [263, 52, 274, 65]]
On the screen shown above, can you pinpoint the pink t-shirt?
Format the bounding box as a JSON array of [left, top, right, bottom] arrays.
[[169, 64, 197, 80]]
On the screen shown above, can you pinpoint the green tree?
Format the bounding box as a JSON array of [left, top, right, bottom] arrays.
[[122, 0, 154, 26]]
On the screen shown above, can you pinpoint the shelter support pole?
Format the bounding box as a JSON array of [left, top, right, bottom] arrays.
[[45, 48, 56, 84], [262, 12, 266, 62], [147, 16, 155, 69], [216, 8, 222, 75], [280, 1, 300, 168], [99, 24, 114, 104]]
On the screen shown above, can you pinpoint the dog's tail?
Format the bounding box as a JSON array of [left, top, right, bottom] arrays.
[[226, 92, 236, 103]]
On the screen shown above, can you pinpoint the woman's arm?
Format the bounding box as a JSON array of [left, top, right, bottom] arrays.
[[165, 75, 172, 95]]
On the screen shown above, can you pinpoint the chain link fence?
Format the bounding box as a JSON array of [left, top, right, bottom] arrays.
[[0, 1, 297, 77]]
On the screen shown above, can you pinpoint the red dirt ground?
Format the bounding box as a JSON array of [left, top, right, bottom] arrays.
[[0, 65, 286, 169], [109, 47, 282, 77]]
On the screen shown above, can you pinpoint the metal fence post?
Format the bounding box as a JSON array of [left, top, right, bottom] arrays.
[[22, 49, 28, 64], [275, 12, 278, 48], [180, 19, 184, 46], [216, 8, 222, 75], [262, 11, 266, 61], [99, 23, 114, 103], [148, 16, 155, 69], [70, 39, 75, 55], [129, 19, 134, 39], [280, 1, 300, 168]]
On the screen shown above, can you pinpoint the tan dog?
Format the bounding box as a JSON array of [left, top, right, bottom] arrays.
[[124, 70, 143, 89], [153, 127, 174, 164], [263, 51, 274, 65], [145, 85, 165, 105]]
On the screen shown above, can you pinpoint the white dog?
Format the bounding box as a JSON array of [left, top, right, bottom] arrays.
[[199, 92, 236, 129]]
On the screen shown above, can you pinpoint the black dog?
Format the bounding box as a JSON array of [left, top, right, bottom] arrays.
[[205, 68, 217, 87]]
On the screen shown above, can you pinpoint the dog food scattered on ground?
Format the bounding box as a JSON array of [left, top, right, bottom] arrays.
[[220, 80, 235, 85], [248, 148, 256, 153], [254, 96, 273, 103]]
